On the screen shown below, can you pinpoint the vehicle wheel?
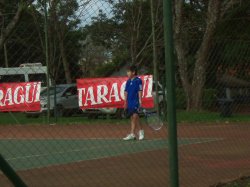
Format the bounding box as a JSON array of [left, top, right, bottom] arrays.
[[64, 110, 73, 117], [159, 102, 165, 116], [54, 105, 64, 117], [26, 114, 31, 118], [87, 114, 98, 119], [26, 114, 39, 118], [115, 109, 126, 119]]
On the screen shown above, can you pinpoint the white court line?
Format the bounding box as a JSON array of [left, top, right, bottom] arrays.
[[2, 138, 223, 171], [5, 139, 166, 161], [0, 137, 222, 141], [4, 138, 223, 162], [0, 137, 143, 140]]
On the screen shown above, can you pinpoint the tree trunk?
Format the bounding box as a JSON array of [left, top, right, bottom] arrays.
[[188, 0, 221, 111], [58, 36, 72, 84], [174, 0, 193, 110], [129, 1, 143, 65], [175, 40, 193, 110], [130, 32, 136, 64], [0, 3, 23, 51], [174, 0, 221, 111], [50, 0, 72, 84]]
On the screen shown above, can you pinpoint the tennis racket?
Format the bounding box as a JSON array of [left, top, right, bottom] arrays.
[[142, 109, 164, 131]]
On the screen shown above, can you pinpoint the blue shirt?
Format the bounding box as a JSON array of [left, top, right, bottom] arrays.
[[125, 77, 143, 109]]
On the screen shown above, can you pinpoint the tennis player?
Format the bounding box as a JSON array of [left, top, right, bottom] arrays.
[[123, 65, 144, 141]]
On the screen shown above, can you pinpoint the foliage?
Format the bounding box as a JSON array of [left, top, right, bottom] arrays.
[[2, 110, 250, 125], [202, 89, 217, 109], [0, 7, 43, 67], [0, 0, 83, 83], [176, 88, 187, 110], [79, 0, 164, 76], [176, 88, 217, 110], [213, 2, 250, 81], [1, 0, 250, 93]]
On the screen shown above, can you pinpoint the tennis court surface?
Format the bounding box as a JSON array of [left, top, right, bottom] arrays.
[[1, 138, 218, 171], [0, 123, 250, 187]]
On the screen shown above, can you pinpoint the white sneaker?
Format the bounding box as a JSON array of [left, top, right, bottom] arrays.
[[138, 130, 144, 140], [123, 133, 136, 141]]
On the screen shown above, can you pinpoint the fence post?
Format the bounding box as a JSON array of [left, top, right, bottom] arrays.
[[0, 154, 27, 187], [44, 0, 51, 124], [163, 0, 179, 187], [150, 0, 160, 115]]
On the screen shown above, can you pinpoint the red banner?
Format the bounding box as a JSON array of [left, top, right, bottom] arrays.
[[0, 82, 41, 112], [77, 75, 154, 109]]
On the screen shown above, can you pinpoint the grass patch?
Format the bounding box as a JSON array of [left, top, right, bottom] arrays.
[[0, 112, 128, 125], [1, 110, 250, 125], [177, 111, 250, 123]]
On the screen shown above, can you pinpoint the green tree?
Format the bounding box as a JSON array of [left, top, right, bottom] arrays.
[[0, 1, 44, 68], [0, 0, 32, 51], [79, 9, 115, 77], [0, 0, 35, 67], [83, 0, 164, 75], [81, 0, 249, 112], [48, 0, 79, 83], [32, 0, 87, 83], [111, 0, 153, 65], [174, 0, 245, 111], [214, 3, 250, 80]]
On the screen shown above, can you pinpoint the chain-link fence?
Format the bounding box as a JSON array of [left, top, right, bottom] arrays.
[[1, 0, 250, 186]]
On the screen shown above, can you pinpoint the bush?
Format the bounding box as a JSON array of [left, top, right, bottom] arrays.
[[176, 88, 186, 110], [202, 89, 217, 109], [175, 88, 217, 110], [94, 61, 117, 77]]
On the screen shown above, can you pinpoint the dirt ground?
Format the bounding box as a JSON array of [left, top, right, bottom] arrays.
[[0, 123, 250, 187], [211, 176, 250, 187]]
